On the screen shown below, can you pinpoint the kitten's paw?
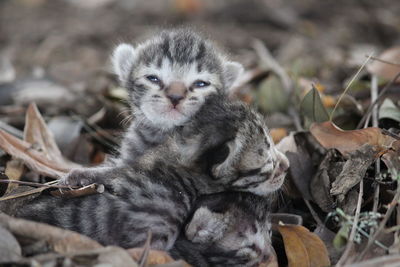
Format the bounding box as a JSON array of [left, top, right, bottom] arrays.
[[59, 168, 97, 187]]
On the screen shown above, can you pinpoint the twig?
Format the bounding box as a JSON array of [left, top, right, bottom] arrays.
[[357, 185, 400, 260], [0, 180, 58, 201], [330, 53, 373, 121], [138, 230, 152, 267], [357, 71, 400, 129], [336, 179, 364, 266], [367, 55, 400, 67], [371, 74, 380, 214], [304, 199, 323, 226], [0, 179, 78, 189], [50, 183, 105, 198]]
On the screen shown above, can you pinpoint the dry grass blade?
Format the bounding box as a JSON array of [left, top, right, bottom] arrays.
[[330, 53, 373, 121], [0, 181, 58, 201]]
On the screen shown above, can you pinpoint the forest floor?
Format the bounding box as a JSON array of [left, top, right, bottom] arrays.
[[1, 0, 400, 266]]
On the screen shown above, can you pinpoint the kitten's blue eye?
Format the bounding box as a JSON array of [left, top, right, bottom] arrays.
[[193, 80, 210, 88], [146, 75, 161, 84]]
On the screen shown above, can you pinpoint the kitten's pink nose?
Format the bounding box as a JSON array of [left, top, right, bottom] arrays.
[[165, 81, 187, 107], [167, 94, 184, 106]]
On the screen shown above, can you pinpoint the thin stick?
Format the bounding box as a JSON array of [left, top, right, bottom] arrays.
[[336, 179, 364, 266], [357, 185, 400, 260], [304, 199, 323, 226], [330, 54, 373, 121], [371, 74, 380, 213], [357, 71, 400, 129], [0, 179, 77, 189], [368, 55, 400, 67]]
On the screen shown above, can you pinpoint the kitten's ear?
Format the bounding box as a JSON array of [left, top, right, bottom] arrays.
[[112, 43, 136, 85], [185, 207, 228, 244], [223, 61, 244, 90]]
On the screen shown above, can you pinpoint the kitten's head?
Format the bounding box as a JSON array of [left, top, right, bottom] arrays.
[[185, 193, 273, 266], [211, 107, 289, 196], [112, 29, 243, 129]]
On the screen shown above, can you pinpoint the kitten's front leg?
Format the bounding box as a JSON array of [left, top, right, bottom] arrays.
[[59, 166, 117, 188]]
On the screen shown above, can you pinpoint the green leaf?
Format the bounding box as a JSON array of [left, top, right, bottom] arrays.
[[257, 75, 289, 114], [333, 224, 350, 249], [379, 98, 400, 122], [300, 85, 329, 123]]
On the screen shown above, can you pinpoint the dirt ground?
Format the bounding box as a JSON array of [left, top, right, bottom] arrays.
[[1, 0, 400, 266]]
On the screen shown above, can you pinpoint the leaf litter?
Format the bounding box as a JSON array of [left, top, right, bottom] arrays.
[[1, 0, 400, 266]]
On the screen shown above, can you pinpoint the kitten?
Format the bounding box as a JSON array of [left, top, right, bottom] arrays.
[[171, 192, 273, 267], [15, 97, 288, 251], [62, 29, 243, 187]]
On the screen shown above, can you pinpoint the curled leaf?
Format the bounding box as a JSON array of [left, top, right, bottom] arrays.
[[310, 121, 396, 156], [367, 47, 400, 83], [278, 224, 330, 267]]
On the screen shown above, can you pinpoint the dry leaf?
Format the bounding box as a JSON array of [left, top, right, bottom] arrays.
[[367, 47, 400, 83], [0, 225, 21, 262], [310, 121, 396, 156], [0, 130, 68, 178], [4, 159, 25, 194], [381, 140, 400, 179], [127, 248, 185, 265], [24, 103, 79, 170], [278, 224, 330, 267], [270, 128, 288, 143], [0, 213, 102, 253]]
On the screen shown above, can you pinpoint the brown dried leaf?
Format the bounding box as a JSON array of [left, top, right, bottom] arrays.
[[24, 103, 79, 169], [270, 128, 288, 144], [0, 129, 67, 178], [4, 159, 25, 194], [310, 121, 396, 156], [127, 248, 184, 266], [382, 140, 400, 179], [0, 225, 21, 262], [367, 47, 400, 83], [278, 224, 331, 267], [0, 212, 102, 253]]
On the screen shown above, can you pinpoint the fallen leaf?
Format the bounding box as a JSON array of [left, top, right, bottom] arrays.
[[300, 85, 329, 123], [128, 248, 179, 265], [24, 103, 79, 170], [382, 140, 400, 179], [270, 128, 288, 143], [310, 149, 343, 212], [4, 159, 25, 194], [0, 129, 68, 178], [257, 75, 289, 114], [278, 224, 331, 267], [0, 213, 102, 253], [310, 121, 396, 156], [330, 145, 376, 201], [0, 225, 21, 262], [379, 98, 400, 122], [367, 47, 400, 83]]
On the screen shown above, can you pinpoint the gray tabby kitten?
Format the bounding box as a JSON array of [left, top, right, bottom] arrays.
[[15, 96, 288, 251], [62, 29, 243, 187], [171, 192, 273, 267]]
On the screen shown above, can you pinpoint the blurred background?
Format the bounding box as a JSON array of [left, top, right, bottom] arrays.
[[1, 0, 400, 164]]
